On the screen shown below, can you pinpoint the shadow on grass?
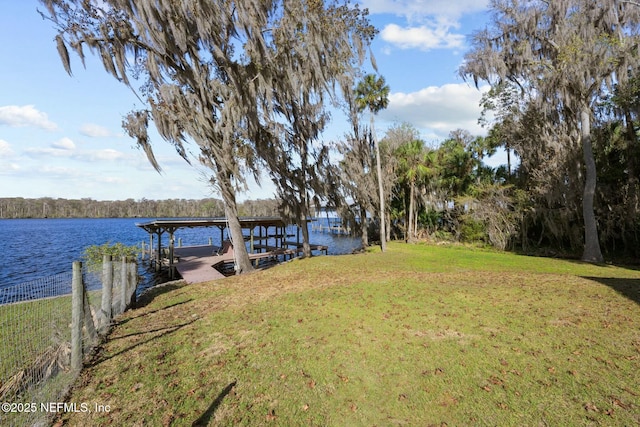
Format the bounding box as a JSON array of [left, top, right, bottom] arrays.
[[136, 282, 186, 308], [87, 318, 197, 368], [583, 277, 640, 305], [116, 298, 195, 327], [191, 381, 237, 427]]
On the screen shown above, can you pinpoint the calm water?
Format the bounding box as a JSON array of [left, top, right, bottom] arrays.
[[0, 217, 360, 302]]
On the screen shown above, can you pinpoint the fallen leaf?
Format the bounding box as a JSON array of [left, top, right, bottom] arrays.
[[611, 396, 629, 409], [584, 403, 599, 412], [266, 409, 277, 421], [488, 376, 504, 386]]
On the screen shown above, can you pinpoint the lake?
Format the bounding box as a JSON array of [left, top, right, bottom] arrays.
[[0, 217, 360, 303]]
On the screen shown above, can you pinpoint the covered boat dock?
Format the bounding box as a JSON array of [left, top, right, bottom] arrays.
[[136, 217, 328, 283]]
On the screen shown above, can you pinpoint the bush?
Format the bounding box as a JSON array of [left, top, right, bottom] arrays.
[[460, 218, 487, 243], [83, 242, 140, 274]]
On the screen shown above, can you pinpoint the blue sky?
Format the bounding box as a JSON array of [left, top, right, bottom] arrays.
[[0, 0, 496, 202]]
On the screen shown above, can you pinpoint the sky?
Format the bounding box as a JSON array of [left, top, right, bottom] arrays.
[[0, 0, 497, 202]]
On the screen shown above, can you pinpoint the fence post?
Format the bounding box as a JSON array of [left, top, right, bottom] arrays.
[[99, 254, 113, 333], [127, 256, 137, 309], [119, 256, 127, 315], [83, 286, 98, 347], [71, 261, 83, 371]]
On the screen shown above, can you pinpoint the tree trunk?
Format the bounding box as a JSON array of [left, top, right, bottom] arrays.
[[407, 180, 415, 243], [301, 216, 311, 258], [580, 105, 604, 263], [372, 114, 386, 252], [300, 147, 312, 258], [360, 203, 369, 247], [219, 172, 254, 274], [506, 142, 512, 177], [299, 191, 311, 258], [624, 110, 639, 253]]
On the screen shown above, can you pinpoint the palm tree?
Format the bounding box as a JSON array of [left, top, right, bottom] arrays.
[[396, 139, 432, 242], [355, 74, 390, 252]]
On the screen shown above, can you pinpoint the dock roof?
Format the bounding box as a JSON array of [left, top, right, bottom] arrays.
[[136, 217, 288, 235]]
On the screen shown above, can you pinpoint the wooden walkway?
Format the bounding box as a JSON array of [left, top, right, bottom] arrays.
[[172, 244, 300, 284], [173, 245, 226, 284]]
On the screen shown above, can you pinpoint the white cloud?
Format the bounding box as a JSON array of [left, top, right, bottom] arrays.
[[90, 149, 125, 161], [379, 83, 491, 139], [40, 165, 85, 178], [52, 137, 76, 150], [0, 163, 21, 175], [80, 123, 112, 138], [361, 0, 489, 20], [381, 23, 464, 51], [0, 139, 14, 157], [97, 176, 128, 185], [25, 147, 73, 158], [362, 0, 489, 53], [0, 105, 58, 131]]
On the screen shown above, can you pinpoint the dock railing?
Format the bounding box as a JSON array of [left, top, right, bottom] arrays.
[[0, 256, 138, 427]]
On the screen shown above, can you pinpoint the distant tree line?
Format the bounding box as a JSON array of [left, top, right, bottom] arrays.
[[0, 197, 279, 219]]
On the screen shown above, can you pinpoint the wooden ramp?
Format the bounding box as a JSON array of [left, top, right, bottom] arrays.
[[173, 245, 226, 284], [172, 244, 293, 284], [171, 242, 327, 284]]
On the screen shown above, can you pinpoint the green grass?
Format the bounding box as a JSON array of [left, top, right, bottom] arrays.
[[57, 243, 640, 426], [0, 289, 103, 380], [0, 294, 72, 378]]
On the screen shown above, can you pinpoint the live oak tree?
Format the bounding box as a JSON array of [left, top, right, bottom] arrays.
[[262, 2, 375, 258], [335, 90, 377, 248], [461, 0, 640, 263], [41, 0, 374, 271]]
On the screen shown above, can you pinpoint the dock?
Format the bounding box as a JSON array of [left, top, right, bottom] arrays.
[[136, 217, 329, 284], [172, 244, 301, 284], [173, 245, 226, 283]]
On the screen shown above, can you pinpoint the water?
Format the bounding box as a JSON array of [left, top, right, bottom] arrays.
[[0, 217, 360, 302]]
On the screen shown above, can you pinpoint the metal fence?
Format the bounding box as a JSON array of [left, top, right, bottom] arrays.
[[0, 256, 138, 427]]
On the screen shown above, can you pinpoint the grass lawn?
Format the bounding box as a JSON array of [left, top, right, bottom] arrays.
[[56, 243, 640, 426]]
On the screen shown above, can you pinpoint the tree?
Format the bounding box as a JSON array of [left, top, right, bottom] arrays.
[[336, 107, 376, 248], [461, 0, 640, 263], [41, 0, 373, 271], [260, 3, 374, 258], [394, 133, 432, 242], [355, 74, 390, 252]]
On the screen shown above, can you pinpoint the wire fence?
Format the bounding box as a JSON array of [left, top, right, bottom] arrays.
[[0, 257, 138, 427]]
